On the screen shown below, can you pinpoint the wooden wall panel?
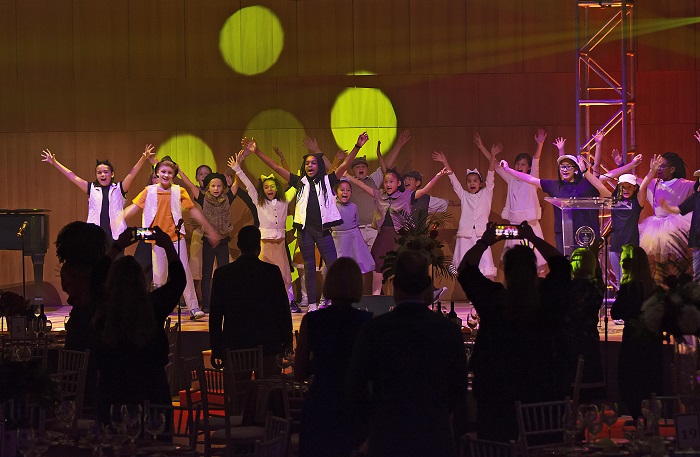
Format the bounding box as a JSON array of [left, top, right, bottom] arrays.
[[124, 79, 178, 131], [225, 77, 280, 129], [296, 0, 353, 76], [637, 71, 697, 126], [128, 0, 185, 78], [23, 79, 76, 132], [0, 80, 25, 132], [637, 0, 697, 72], [353, 0, 411, 75], [0, 0, 18, 79], [409, 0, 468, 75], [522, 0, 576, 73], [427, 75, 479, 127], [75, 79, 127, 132], [184, 0, 241, 78], [245, 0, 299, 77], [465, 0, 523, 74], [276, 76, 332, 131], [175, 78, 230, 130], [73, 0, 129, 79], [16, 0, 74, 79]]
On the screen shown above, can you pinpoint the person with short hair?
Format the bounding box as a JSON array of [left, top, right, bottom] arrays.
[[209, 225, 292, 376], [346, 250, 468, 457], [295, 257, 372, 457]]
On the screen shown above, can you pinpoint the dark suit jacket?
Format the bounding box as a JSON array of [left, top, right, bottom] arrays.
[[209, 254, 292, 359], [346, 301, 469, 457]]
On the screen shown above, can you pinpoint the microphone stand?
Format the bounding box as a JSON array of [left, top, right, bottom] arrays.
[[17, 221, 28, 310], [175, 220, 184, 333]]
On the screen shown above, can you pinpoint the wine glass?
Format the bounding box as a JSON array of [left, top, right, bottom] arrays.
[[466, 310, 479, 331], [562, 401, 584, 447], [122, 403, 142, 457], [85, 421, 104, 457], [104, 424, 128, 457], [641, 398, 661, 436], [16, 427, 36, 457], [585, 408, 603, 445], [33, 430, 51, 457], [110, 404, 126, 432], [143, 411, 166, 457], [54, 399, 76, 444], [601, 402, 619, 439]]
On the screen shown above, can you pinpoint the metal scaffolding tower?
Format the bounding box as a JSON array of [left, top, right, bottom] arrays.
[[576, 1, 636, 162]]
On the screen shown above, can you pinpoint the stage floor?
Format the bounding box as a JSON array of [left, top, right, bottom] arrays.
[[44, 301, 624, 343]]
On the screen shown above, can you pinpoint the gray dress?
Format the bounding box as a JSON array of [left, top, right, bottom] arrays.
[[332, 200, 375, 274]]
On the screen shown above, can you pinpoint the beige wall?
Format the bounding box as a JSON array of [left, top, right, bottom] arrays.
[[1, 0, 699, 302]]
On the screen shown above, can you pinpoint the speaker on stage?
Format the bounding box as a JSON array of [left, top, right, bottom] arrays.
[[354, 295, 395, 316]]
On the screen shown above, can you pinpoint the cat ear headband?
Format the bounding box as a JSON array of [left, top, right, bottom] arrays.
[[466, 168, 482, 180]]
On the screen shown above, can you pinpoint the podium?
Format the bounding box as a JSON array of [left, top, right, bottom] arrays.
[[545, 197, 612, 257]]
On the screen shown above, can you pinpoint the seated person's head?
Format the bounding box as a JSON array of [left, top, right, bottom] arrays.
[[570, 247, 597, 279], [503, 245, 537, 286], [393, 250, 432, 303], [55, 221, 107, 267], [323, 257, 363, 305], [237, 225, 261, 255]]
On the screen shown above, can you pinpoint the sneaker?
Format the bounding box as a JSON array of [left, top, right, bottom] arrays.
[[190, 309, 205, 320], [433, 286, 448, 303], [290, 300, 302, 314], [307, 303, 318, 312], [613, 319, 624, 325]]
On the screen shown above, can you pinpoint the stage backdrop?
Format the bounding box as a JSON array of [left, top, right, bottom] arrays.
[[1, 0, 699, 302]]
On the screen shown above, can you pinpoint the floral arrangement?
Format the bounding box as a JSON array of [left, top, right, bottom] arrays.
[[0, 358, 61, 408], [380, 209, 456, 283], [0, 289, 32, 317], [641, 232, 700, 341]]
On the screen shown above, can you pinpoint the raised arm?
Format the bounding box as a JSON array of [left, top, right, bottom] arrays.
[[591, 130, 604, 177], [639, 154, 661, 207], [243, 138, 291, 182], [303, 136, 332, 171], [272, 146, 291, 172], [473, 133, 492, 162], [376, 141, 387, 175], [415, 168, 451, 199], [41, 149, 89, 193], [601, 153, 642, 182], [334, 132, 369, 178], [498, 160, 541, 188], [431, 150, 453, 173], [382, 129, 411, 168], [489, 143, 502, 172], [122, 144, 155, 193], [177, 167, 201, 201], [330, 149, 348, 173], [553, 137, 566, 157], [345, 174, 374, 196], [228, 151, 258, 201], [533, 129, 546, 160], [579, 156, 611, 197]]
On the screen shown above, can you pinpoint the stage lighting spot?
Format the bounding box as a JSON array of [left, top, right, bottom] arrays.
[[219, 6, 284, 75], [331, 86, 397, 151], [157, 135, 216, 180]]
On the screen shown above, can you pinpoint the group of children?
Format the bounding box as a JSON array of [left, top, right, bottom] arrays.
[[42, 128, 700, 317]]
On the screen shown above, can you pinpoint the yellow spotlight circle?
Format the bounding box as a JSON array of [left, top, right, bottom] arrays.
[[243, 109, 307, 176], [330, 87, 397, 151], [219, 6, 284, 76], [156, 135, 216, 180]]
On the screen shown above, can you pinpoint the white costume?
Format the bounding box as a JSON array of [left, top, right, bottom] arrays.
[[450, 170, 496, 277]]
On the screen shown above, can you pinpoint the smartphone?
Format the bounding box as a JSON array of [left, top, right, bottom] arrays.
[[495, 224, 522, 239], [134, 227, 158, 241]]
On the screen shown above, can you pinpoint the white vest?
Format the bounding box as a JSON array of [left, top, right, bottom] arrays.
[[142, 184, 185, 235], [293, 175, 342, 229], [86, 182, 127, 239]]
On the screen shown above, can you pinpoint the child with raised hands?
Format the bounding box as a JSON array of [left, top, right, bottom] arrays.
[[228, 150, 301, 313], [331, 179, 375, 275], [433, 149, 496, 279], [177, 166, 238, 313], [347, 166, 451, 294], [477, 130, 547, 273], [41, 145, 155, 243], [243, 133, 369, 311]]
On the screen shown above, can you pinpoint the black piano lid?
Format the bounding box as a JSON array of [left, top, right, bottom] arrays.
[[0, 209, 51, 214]]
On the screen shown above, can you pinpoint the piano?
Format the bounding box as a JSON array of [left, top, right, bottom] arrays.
[[0, 209, 50, 307]]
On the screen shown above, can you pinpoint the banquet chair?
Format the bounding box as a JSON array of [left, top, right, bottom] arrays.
[[143, 400, 200, 452], [51, 348, 90, 419], [164, 319, 180, 396], [571, 355, 606, 408], [254, 434, 286, 457], [460, 434, 517, 457], [252, 416, 291, 457], [1, 335, 49, 369], [282, 380, 309, 457], [515, 398, 569, 457]]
